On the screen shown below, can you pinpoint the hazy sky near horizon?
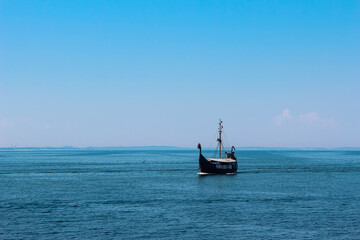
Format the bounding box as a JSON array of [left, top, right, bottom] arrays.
[[1, 0, 359, 148]]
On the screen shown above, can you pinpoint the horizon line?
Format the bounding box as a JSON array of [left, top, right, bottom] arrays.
[[1, 145, 359, 150]]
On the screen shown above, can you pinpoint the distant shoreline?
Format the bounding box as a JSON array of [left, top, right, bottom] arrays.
[[1, 146, 360, 151]]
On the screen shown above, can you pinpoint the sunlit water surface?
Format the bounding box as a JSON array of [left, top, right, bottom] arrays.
[[1, 150, 360, 239]]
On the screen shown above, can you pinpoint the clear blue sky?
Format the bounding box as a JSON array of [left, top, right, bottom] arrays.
[[0, 0, 359, 148]]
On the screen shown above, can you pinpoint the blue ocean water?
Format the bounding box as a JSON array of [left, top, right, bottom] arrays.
[[1, 150, 360, 239]]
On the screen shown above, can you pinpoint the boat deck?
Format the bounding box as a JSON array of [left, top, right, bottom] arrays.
[[207, 158, 236, 163]]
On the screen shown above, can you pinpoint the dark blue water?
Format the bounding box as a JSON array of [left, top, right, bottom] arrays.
[[1, 150, 360, 239]]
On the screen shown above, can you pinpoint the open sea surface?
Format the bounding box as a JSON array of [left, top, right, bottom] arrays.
[[1, 150, 360, 239]]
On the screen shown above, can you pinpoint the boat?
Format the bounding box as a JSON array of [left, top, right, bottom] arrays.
[[197, 119, 238, 174]]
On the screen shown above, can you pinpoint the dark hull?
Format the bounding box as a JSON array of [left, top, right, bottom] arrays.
[[199, 153, 237, 174]]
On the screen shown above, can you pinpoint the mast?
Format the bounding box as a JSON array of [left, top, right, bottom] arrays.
[[217, 119, 223, 158]]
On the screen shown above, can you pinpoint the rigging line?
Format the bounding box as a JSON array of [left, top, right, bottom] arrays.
[[222, 130, 230, 152], [213, 145, 219, 158], [221, 143, 226, 158], [207, 129, 218, 154]]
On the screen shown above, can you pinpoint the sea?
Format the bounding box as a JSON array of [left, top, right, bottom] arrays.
[[1, 150, 360, 239]]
